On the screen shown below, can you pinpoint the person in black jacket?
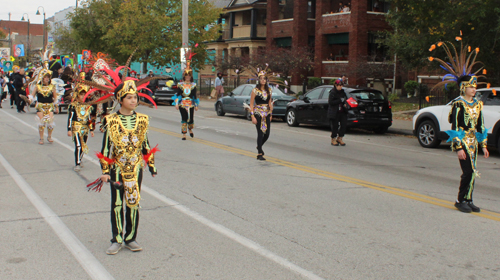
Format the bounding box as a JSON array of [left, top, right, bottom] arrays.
[[49, 55, 63, 79], [327, 79, 349, 146], [12, 68, 27, 113]]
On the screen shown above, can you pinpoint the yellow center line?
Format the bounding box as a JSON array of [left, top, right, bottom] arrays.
[[150, 126, 500, 222]]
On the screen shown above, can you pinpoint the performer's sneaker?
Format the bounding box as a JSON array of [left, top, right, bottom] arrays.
[[74, 165, 81, 172], [106, 242, 122, 255], [454, 201, 472, 213], [125, 241, 143, 252], [468, 202, 480, 212]]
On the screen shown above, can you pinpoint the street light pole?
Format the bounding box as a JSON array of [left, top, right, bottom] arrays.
[[36, 6, 46, 49], [182, 0, 189, 72], [21, 13, 30, 66]]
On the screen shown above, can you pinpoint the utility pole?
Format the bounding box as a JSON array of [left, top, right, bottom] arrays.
[[182, 0, 189, 72]]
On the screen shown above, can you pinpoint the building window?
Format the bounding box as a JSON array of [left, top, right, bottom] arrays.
[[368, 32, 389, 61], [326, 33, 349, 61], [368, 0, 391, 13], [275, 37, 292, 49], [280, 0, 294, 19], [242, 10, 251, 25]]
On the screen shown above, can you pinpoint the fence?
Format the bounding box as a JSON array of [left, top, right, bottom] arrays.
[[198, 76, 249, 96], [418, 88, 459, 109]]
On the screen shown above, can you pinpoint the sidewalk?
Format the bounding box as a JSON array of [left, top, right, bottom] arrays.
[[388, 109, 417, 136]]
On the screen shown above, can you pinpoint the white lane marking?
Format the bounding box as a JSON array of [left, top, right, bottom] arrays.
[[0, 152, 114, 280], [143, 187, 324, 280], [2, 110, 324, 280]]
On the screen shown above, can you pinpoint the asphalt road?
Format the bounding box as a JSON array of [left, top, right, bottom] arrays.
[[1, 102, 500, 280]]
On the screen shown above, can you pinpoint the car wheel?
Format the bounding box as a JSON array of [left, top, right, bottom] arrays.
[[216, 102, 225, 116], [245, 110, 252, 121], [286, 109, 299, 127], [497, 134, 500, 155], [373, 126, 389, 134], [417, 120, 441, 148]]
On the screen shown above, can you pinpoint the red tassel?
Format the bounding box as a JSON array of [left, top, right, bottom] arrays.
[[86, 178, 104, 192], [143, 144, 160, 162], [96, 152, 114, 164], [138, 93, 157, 108]]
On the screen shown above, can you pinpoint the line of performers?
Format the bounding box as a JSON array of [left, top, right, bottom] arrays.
[[24, 33, 492, 256]]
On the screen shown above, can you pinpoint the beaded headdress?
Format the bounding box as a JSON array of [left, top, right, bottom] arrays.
[[248, 65, 287, 89]]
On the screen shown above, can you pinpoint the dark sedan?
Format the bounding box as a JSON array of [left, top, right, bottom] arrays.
[[153, 77, 178, 105], [215, 84, 296, 120], [286, 85, 392, 133]]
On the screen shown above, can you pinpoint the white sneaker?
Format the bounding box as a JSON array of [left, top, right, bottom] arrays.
[[73, 165, 81, 172], [106, 243, 122, 255], [125, 241, 143, 252]]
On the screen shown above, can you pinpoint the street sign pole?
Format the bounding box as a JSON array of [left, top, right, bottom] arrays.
[[182, 0, 189, 73]]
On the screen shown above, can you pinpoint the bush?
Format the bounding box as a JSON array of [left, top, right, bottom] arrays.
[[308, 77, 322, 88], [418, 83, 429, 96], [404, 80, 419, 96], [388, 93, 399, 102]]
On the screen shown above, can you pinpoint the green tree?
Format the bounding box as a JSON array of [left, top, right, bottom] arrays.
[[54, 0, 222, 72], [383, 0, 500, 83]]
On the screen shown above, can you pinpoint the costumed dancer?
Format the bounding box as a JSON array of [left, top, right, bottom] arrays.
[[173, 50, 199, 140], [30, 67, 59, 145], [84, 57, 160, 255], [428, 33, 489, 213], [246, 65, 286, 160], [67, 73, 97, 171]]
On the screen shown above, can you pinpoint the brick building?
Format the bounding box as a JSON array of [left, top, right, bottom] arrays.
[[0, 20, 46, 52], [205, 0, 398, 93], [266, 0, 394, 91]]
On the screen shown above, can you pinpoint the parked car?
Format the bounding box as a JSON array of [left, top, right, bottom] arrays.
[[286, 85, 392, 133], [153, 77, 178, 105], [214, 84, 296, 120], [413, 87, 500, 150]]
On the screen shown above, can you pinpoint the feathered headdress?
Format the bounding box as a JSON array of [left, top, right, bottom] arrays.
[[428, 32, 487, 95], [81, 50, 164, 108], [183, 48, 197, 77], [247, 64, 288, 89]]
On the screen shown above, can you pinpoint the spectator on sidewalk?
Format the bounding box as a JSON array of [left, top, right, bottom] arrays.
[[215, 72, 225, 98]]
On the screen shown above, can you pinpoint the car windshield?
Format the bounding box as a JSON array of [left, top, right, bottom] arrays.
[[350, 90, 385, 100], [271, 87, 287, 96]]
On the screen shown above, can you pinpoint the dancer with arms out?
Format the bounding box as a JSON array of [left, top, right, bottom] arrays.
[[428, 34, 489, 213]]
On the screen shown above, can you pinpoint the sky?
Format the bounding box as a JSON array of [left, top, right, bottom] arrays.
[[0, 0, 79, 24]]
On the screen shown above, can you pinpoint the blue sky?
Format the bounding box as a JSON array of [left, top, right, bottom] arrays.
[[0, 0, 79, 24]]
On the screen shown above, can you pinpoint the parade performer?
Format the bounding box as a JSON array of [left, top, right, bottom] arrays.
[[428, 33, 489, 213], [31, 68, 59, 145], [84, 58, 159, 255], [67, 73, 97, 171], [173, 50, 199, 140], [247, 65, 286, 160]]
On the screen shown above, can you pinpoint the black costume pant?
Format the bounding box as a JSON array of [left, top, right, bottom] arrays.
[[180, 107, 195, 133], [255, 114, 271, 154], [73, 134, 88, 166], [457, 151, 476, 202], [15, 90, 26, 112], [110, 169, 142, 244], [330, 113, 347, 138]]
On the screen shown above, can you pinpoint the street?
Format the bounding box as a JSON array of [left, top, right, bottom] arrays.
[[1, 100, 500, 280]]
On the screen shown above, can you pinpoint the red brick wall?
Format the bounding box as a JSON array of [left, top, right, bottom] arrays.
[[0, 20, 45, 36], [271, 21, 294, 38], [266, 0, 280, 47]]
